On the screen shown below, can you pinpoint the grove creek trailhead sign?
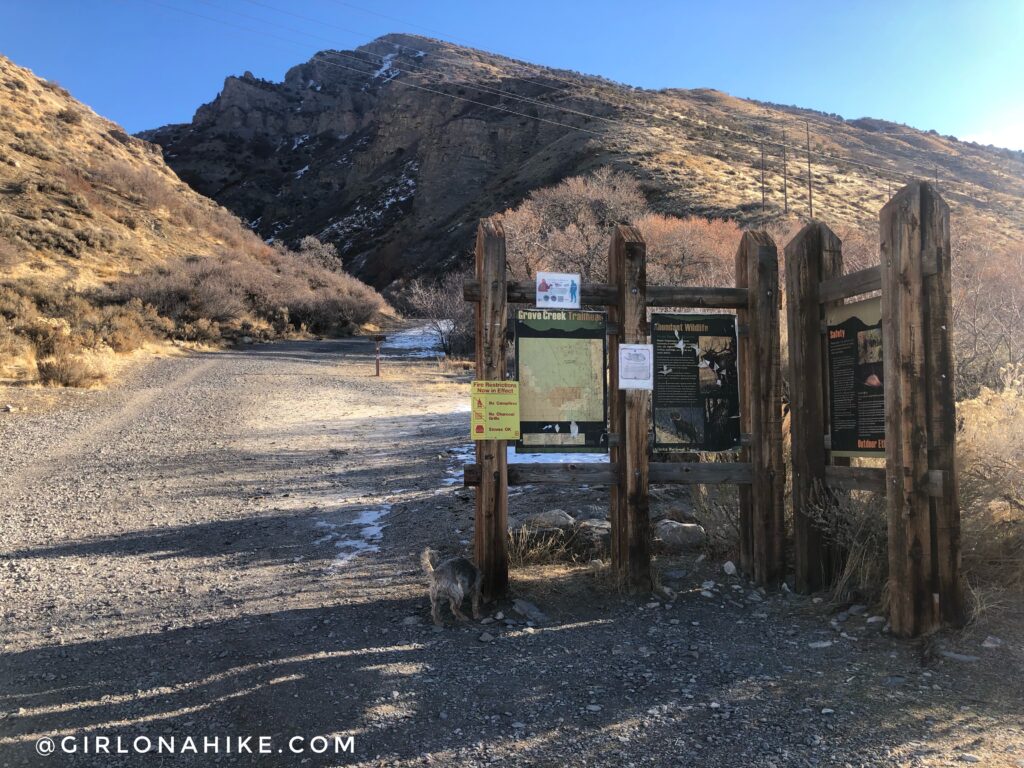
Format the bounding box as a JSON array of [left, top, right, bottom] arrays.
[[514, 309, 607, 452]]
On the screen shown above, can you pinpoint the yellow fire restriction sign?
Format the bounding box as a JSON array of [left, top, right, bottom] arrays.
[[470, 380, 520, 440]]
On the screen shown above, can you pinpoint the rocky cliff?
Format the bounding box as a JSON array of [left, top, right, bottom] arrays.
[[141, 34, 1024, 288]]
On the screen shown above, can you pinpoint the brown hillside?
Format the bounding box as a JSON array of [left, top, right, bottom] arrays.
[[0, 55, 385, 385]]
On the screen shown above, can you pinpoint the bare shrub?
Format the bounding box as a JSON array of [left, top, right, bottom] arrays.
[[805, 487, 888, 604], [957, 364, 1024, 590], [690, 481, 742, 559], [55, 107, 82, 125], [952, 237, 1024, 398], [405, 272, 474, 355], [297, 235, 342, 271], [503, 168, 646, 282], [37, 353, 104, 387], [120, 244, 384, 338]]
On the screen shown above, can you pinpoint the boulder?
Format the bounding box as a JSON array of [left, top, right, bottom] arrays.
[[653, 520, 706, 553], [575, 519, 611, 555], [523, 509, 575, 530]]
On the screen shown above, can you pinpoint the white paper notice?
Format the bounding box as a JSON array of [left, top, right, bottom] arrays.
[[618, 344, 654, 390], [535, 271, 582, 309]]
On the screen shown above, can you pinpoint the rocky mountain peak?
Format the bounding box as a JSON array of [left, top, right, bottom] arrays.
[[140, 34, 1024, 289]]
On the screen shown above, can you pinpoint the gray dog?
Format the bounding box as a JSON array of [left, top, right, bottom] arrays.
[[421, 548, 482, 626]]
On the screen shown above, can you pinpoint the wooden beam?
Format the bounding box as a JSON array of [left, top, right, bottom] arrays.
[[818, 265, 881, 303], [464, 280, 748, 309], [785, 221, 844, 593], [465, 461, 754, 487], [650, 462, 753, 485], [464, 279, 617, 305], [473, 218, 509, 601], [823, 466, 946, 497], [463, 462, 617, 486], [647, 286, 749, 308], [824, 465, 887, 494], [610, 225, 652, 591], [881, 182, 937, 637]]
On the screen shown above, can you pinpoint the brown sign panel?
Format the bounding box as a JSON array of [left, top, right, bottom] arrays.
[[826, 297, 885, 457]]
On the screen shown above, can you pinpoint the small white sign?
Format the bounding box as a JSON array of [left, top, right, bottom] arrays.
[[535, 271, 581, 309], [618, 344, 654, 390]]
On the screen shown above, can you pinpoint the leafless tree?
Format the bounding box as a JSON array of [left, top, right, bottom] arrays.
[[405, 272, 474, 356]]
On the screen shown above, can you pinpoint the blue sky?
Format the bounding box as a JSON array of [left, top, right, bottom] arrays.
[[2, 0, 1022, 148]]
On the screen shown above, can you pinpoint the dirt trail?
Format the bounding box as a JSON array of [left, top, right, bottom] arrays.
[[0, 339, 1021, 767]]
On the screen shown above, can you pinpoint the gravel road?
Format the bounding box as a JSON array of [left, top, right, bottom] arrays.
[[1, 338, 1021, 767]]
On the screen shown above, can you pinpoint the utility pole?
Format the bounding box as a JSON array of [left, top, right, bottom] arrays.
[[782, 130, 789, 214], [760, 142, 766, 215], [805, 121, 813, 220]]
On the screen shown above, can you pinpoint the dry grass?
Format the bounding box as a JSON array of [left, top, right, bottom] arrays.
[[957, 365, 1024, 591], [507, 525, 588, 568]]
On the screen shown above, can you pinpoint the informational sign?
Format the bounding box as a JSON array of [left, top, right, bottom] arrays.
[[651, 314, 741, 452], [618, 344, 654, 390], [535, 271, 582, 309], [470, 380, 520, 441], [514, 309, 607, 453], [826, 297, 885, 457]]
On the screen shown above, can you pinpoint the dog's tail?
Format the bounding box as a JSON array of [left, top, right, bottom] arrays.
[[420, 547, 438, 576]]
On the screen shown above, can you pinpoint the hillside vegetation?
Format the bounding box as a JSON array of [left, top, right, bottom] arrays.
[[0, 55, 385, 385], [142, 33, 1024, 289]]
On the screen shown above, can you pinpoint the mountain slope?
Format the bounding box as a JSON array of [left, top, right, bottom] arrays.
[[141, 33, 1024, 289], [0, 54, 384, 384]]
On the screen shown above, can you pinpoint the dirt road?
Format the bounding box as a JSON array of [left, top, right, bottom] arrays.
[[1, 339, 1021, 767]]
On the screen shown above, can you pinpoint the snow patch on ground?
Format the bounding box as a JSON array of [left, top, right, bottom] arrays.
[[295, 164, 310, 179], [382, 322, 449, 358], [315, 504, 393, 566]]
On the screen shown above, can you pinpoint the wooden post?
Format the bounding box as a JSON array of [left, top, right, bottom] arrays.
[[882, 182, 963, 636], [736, 231, 785, 584], [373, 334, 386, 377], [474, 218, 509, 600], [785, 222, 844, 593], [734, 239, 754, 577], [608, 230, 627, 576], [608, 225, 651, 591], [920, 185, 965, 628]]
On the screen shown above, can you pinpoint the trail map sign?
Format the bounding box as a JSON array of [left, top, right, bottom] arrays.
[[470, 380, 520, 440], [826, 297, 885, 457], [514, 309, 607, 452], [535, 271, 581, 309], [652, 313, 741, 452]]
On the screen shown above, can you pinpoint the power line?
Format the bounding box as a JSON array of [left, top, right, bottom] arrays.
[[141, 0, 997, 216], [229, 0, 1016, 209]]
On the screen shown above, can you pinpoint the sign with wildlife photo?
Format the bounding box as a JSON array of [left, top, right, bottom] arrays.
[[514, 309, 607, 453], [535, 271, 581, 309], [826, 297, 885, 457], [652, 314, 740, 452], [470, 380, 520, 441]]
